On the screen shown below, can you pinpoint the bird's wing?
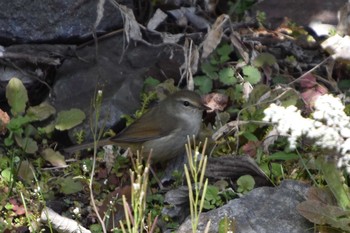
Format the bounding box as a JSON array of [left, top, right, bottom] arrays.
[[110, 107, 175, 143]]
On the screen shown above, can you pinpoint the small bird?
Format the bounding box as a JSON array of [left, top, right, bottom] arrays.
[[65, 90, 209, 162]]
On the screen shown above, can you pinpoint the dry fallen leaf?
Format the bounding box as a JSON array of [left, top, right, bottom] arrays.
[[110, 2, 142, 43], [0, 108, 10, 134], [42, 148, 67, 167], [201, 14, 229, 59], [230, 32, 249, 64], [147, 8, 168, 30], [202, 92, 228, 112]]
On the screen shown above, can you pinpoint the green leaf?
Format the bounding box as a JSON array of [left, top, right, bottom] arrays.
[[26, 102, 56, 121], [4, 136, 14, 146], [90, 224, 103, 233], [237, 175, 255, 194], [242, 132, 258, 142], [217, 44, 233, 63], [219, 67, 236, 85], [7, 116, 31, 132], [1, 168, 13, 183], [144, 76, 160, 87], [267, 152, 299, 161], [252, 52, 277, 67], [205, 185, 219, 201], [17, 160, 34, 183], [245, 84, 270, 105], [339, 80, 350, 91], [42, 148, 67, 167], [38, 123, 56, 135], [201, 63, 218, 79], [55, 109, 86, 131], [316, 157, 350, 209], [59, 176, 84, 194], [194, 76, 213, 94], [279, 91, 300, 107], [15, 136, 38, 154], [260, 162, 283, 178], [6, 77, 28, 115], [242, 66, 261, 84], [5, 203, 13, 210], [203, 185, 221, 209], [273, 75, 292, 85]]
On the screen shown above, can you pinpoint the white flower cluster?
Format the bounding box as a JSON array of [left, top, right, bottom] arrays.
[[263, 94, 350, 173]]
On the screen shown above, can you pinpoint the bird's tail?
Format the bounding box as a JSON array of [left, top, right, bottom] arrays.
[[64, 139, 112, 154]]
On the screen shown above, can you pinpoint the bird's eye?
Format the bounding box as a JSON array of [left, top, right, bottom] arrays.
[[183, 101, 190, 107]]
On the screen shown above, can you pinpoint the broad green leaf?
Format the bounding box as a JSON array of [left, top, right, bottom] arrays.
[[55, 109, 86, 131], [90, 224, 103, 233], [273, 75, 292, 85], [205, 185, 219, 201], [242, 132, 258, 142], [316, 157, 350, 209], [17, 160, 34, 183], [237, 175, 255, 194], [279, 90, 300, 107], [38, 123, 56, 135], [15, 136, 38, 154], [201, 63, 218, 79], [267, 152, 299, 161], [42, 148, 67, 167], [1, 168, 13, 183], [4, 202, 13, 210], [252, 52, 277, 67], [194, 76, 213, 94], [7, 116, 31, 132], [217, 43, 233, 63], [242, 66, 261, 84], [219, 67, 236, 85], [6, 77, 28, 115], [4, 136, 14, 146], [59, 176, 84, 194], [144, 76, 160, 87], [260, 162, 283, 178], [26, 102, 56, 121]]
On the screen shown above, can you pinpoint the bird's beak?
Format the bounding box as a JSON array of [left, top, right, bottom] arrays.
[[201, 103, 212, 111]]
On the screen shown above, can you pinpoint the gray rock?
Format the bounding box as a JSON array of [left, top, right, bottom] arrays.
[[0, 44, 70, 105], [0, 0, 132, 44], [178, 180, 313, 233], [51, 34, 184, 141], [251, 0, 347, 29]]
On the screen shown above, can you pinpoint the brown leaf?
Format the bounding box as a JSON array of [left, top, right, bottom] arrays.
[[301, 85, 328, 110], [306, 187, 337, 206], [297, 187, 350, 231], [300, 73, 317, 88], [230, 32, 249, 63], [201, 14, 229, 59], [242, 141, 261, 158], [42, 148, 67, 167], [109, 2, 142, 43], [297, 200, 350, 230], [0, 108, 10, 134], [202, 92, 228, 112]]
